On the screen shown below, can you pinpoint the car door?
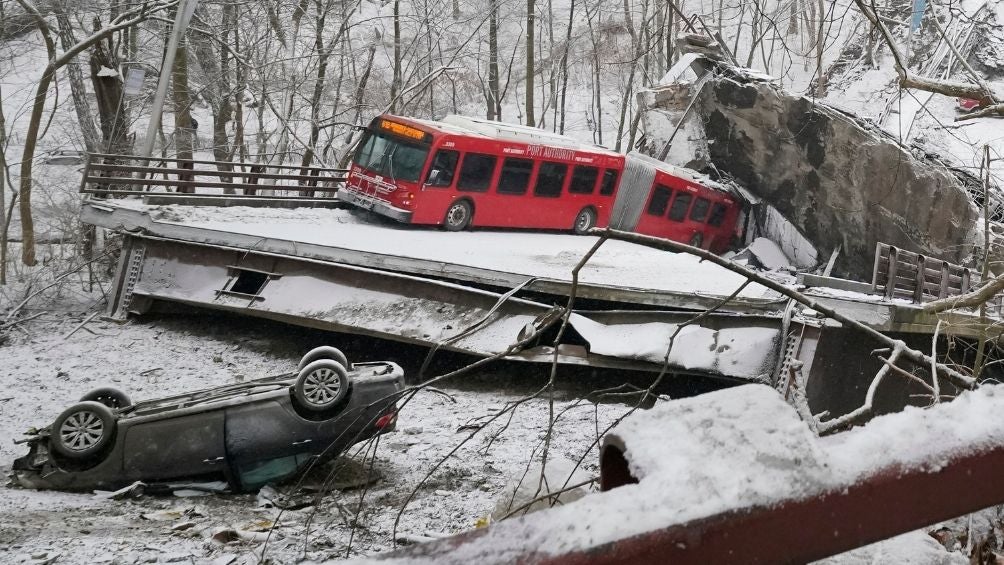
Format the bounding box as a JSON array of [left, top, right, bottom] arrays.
[[122, 410, 227, 482]]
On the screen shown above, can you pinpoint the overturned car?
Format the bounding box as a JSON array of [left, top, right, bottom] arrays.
[[12, 347, 404, 492]]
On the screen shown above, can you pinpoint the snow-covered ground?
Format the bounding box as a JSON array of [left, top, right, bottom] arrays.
[[0, 298, 643, 563]]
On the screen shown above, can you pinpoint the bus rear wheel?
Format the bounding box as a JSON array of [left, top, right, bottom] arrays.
[[443, 200, 473, 231], [573, 208, 597, 235]]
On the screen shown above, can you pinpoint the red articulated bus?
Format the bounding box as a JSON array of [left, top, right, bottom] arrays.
[[338, 114, 741, 253]]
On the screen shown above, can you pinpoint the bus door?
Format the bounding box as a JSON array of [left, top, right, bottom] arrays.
[[412, 147, 460, 224], [528, 161, 570, 228], [489, 156, 536, 227], [451, 152, 499, 227]]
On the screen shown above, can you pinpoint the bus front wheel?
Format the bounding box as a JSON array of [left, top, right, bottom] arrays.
[[573, 208, 597, 235], [444, 200, 473, 231]]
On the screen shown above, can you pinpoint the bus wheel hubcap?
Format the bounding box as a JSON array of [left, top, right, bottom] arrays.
[[449, 206, 466, 225]]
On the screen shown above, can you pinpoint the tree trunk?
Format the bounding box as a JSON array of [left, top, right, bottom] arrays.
[[171, 35, 195, 191], [299, 14, 332, 180], [488, 0, 500, 120], [0, 80, 7, 285], [89, 18, 131, 156], [53, 9, 100, 153], [390, 0, 402, 113], [557, 0, 574, 133], [525, 0, 535, 126], [338, 38, 377, 169], [191, 5, 234, 190]]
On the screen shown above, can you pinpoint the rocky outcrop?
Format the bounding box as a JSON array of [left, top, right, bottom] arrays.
[[643, 71, 981, 280]]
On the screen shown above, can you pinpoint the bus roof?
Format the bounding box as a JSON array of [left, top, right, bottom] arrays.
[[381, 114, 621, 157], [626, 152, 734, 196]]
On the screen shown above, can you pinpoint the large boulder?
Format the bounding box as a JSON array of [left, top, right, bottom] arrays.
[[642, 65, 981, 280]]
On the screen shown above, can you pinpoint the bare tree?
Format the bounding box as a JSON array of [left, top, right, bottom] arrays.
[[525, 0, 535, 126], [51, 4, 100, 153], [12, 0, 180, 265], [853, 0, 1002, 118]]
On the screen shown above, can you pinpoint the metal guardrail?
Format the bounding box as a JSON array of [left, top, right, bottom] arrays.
[[79, 153, 348, 199], [870, 242, 975, 303]]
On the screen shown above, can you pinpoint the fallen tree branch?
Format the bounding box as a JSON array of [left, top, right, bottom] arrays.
[[0, 310, 45, 331], [63, 312, 99, 340], [3, 251, 113, 323], [922, 273, 1004, 313], [854, 0, 997, 109]]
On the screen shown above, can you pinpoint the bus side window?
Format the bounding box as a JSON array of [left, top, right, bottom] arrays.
[[497, 158, 534, 195], [425, 149, 459, 187], [600, 169, 618, 196], [534, 162, 567, 198], [667, 193, 693, 222], [707, 202, 728, 226], [690, 197, 711, 222], [569, 166, 599, 194], [458, 153, 497, 192], [646, 184, 672, 216]]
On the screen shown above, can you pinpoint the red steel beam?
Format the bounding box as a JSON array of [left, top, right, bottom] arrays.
[[367, 442, 1004, 564]]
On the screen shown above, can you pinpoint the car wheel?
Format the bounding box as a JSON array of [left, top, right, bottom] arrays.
[[443, 200, 472, 231], [80, 387, 132, 410], [294, 360, 351, 412], [689, 232, 704, 249], [573, 208, 597, 235], [51, 401, 116, 459], [297, 346, 350, 372]]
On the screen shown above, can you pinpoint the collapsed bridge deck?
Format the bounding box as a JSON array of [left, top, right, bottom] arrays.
[[81, 197, 995, 410]]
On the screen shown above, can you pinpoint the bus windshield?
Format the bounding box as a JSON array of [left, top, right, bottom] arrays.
[[353, 130, 430, 183]]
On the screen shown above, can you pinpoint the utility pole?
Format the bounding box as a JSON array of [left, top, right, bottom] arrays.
[[140, 0, 199, 160]]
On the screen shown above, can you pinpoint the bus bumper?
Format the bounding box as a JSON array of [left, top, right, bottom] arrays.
[[337, 189, 413, 223]]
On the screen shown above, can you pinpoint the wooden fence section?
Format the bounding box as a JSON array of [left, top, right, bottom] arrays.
[[79, 153, 348, 199], [870, 243, 975, 303]]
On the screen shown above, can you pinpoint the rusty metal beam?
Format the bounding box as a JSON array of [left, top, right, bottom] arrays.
[[372, 445, 1004, 564], [361, 385, 1004, 565], [588, 444, 1004, 564]]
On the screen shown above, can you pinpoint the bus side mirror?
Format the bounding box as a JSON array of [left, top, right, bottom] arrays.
[[427, 169, 442, 185]]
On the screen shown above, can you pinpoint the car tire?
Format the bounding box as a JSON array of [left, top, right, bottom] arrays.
[[297, 346, 350, 372], [294, 360, 351, 412], [443, 200, 472, 232], [689, 232, 704, 249], [573, 208, 597, 235], [80, 387, 132, 410], [51, 401, 116, 460]]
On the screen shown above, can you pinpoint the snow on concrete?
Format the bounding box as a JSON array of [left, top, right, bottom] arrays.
[[104, 200, 782, 300], [569, 314, 780, 380], [355, 383, 1004, 563]]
